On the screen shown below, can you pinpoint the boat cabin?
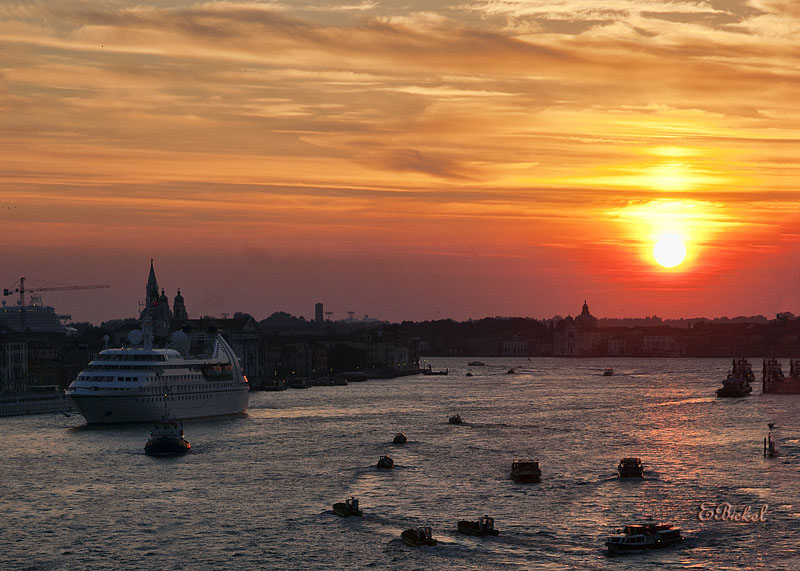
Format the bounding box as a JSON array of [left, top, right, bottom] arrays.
[[510, 459, 541, 483]]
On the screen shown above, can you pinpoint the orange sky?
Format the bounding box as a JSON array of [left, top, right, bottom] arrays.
[[3, 1, 800, 324]]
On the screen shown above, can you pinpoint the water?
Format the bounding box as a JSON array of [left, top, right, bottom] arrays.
[[2, 358, 799, 570]]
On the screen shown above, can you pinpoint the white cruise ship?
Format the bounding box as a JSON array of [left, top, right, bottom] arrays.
[[66, 328, 249, 424]]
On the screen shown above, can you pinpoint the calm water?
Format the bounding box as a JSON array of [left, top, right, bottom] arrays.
[[2, 358, 799, 570]]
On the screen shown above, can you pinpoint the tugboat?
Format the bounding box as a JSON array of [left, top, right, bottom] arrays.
[[449, 413, 463, 424], [332, 497, 363, 517], [617, 458, 644, 478], [605, 523, 683, 553], [393, 432, 408, 444], [401, 526, 437, 546], [144, 418, 191, 456], [457, 515, 499, 537], [510, 459, 541, 483], [376, 455, 394, 469], [716, 358, 754, 397]]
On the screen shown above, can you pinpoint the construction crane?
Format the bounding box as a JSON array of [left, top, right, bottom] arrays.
[[3, 277, 110, 330]]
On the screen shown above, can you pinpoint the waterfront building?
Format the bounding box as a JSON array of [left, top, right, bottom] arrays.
[[0, 340, 27, 393]]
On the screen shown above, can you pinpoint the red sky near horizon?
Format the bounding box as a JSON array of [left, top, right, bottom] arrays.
[[3, 1, 800, 325]]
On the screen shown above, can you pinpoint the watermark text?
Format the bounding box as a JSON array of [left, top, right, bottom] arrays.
[[698, 502, 767, 522]]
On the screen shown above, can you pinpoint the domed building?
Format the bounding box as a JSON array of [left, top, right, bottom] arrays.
[[173, 289, 188, 323], [575, 300, 598, 329], [553, 301, 601, 356]]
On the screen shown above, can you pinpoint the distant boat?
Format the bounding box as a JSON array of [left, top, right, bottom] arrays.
[[507, 368, 516, 374], [376, 455, 394, 469], [332, 497, 362, 517], [762, 358, 800, 394], [605, 523, 683, 553], [401, 526, 437, 547], [393, 432, 407, 444], [510, 459, 541, 483], [468, 361, 485, 367], [717, 358, 754, 397], [603, 368, 614, 376], [617, 457, 644, 478], [457, 515, 499, 537], [449, 414, 463, 425], [465, 370, 473, 377], [423, 366, 448, 376]]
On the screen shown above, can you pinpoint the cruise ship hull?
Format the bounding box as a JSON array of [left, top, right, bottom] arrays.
[[68, 388, 249, 424]]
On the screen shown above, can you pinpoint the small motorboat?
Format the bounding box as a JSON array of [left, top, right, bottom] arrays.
[[401, 526, 437, 547], [457, 515, 499, 537], [507, 368, 516, 374], [468, 361, 485, 366], [605, 523, 683, 553], [144, 420, 191, 456], [393, 432, 408, 444], [603, 368, 614, 376], [332, 497, 362, 517], [617, 457, 644, 478], [449, 414, 463, 424], [510, 459, 541, 483], [423, 366, 448, 376], [465, 371, 473, 377], [376, 455, 394, 469]]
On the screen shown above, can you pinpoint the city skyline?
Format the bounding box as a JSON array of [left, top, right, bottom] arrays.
[[4, 2, 800, 324]]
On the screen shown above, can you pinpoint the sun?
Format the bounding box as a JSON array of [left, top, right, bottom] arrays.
[[652, 233, 687, 268]]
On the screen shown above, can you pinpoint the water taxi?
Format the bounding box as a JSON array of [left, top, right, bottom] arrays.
[[510, 459, 541, 483], [332, 497, 362, 517], [457, 515, 499, 537], [617, 457, 644, 477], [401, 526, 437, 546], [605, 523, 683, 553], [376, 455, 394, 469]]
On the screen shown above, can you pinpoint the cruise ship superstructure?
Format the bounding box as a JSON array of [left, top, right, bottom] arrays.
[[66, 260, 248, 424]]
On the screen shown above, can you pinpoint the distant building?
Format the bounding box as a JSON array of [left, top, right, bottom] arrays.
[[0, 340, 27, 393], [574, 300, 598, 329], [315, 302, 323, 324], [173, 289, 188, 323], [140, 259, 174, 338]]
